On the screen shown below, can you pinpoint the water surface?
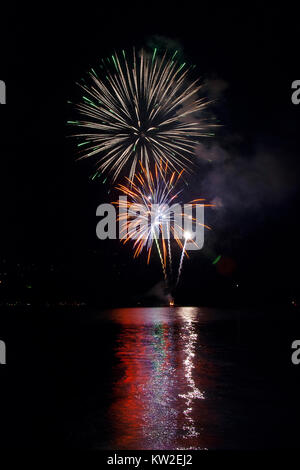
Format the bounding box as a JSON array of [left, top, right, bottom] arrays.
[[57, 306, 297, 450], [3, 305, 298, 449]]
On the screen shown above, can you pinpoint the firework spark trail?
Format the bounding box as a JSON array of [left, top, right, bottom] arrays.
[[176, 238, 188, 288], [176, 226, 208, 287], [69, 49, 215, 182], [167, 223, 173, 283], [153, 228, 168, 286]]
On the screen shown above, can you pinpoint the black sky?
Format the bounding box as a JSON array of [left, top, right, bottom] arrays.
[[0, 5, 299, 306]]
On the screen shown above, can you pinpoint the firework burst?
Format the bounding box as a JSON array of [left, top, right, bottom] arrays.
[[114, 162, 212, 287], [69, 48, 214, 181]]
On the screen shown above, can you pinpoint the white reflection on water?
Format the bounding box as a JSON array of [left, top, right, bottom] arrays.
[[177, 308, 205, 443]]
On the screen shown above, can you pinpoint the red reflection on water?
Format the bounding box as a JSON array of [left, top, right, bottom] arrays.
[[108, 308, 177, 449], [109, 326, 148, 448], [108, 307, 216, 450]]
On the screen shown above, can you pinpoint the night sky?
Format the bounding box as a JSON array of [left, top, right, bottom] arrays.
[[1, 5, 299, 307]]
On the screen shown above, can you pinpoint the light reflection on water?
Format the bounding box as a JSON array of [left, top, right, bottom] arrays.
[[177, 308, 205, 445], [108, 307, 208, 450]]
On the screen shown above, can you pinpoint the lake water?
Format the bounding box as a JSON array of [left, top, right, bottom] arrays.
[[1, 306, 299, 449]]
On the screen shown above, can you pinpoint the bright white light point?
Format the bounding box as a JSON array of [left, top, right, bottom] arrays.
[[184, 231, 192, 240]]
